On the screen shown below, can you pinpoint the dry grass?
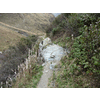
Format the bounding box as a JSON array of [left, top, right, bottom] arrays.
[[0, 13, 55, 34], [0, 13, 54, 51], [12, 46, 43, 88], [49, 57, 92, 88], [0, 25, 24, 51], [0, 21, 37, 36]]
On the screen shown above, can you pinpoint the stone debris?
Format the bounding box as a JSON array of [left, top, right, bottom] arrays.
[[0, 51, 2, 54], [37, 37, 69, 88]]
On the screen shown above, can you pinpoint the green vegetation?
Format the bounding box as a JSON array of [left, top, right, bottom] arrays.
[[0, 13, 55, 34], [46, 13, 100, 88], [0, 35, 38, 86], [0, 25, 24, 51], [13, 64, 43, 88]]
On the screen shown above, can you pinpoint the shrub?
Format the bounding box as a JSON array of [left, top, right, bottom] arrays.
[[63, 13, 71, 18], [47, 13, 100, 87], [0, 35, 38, 85], [52, 26, 62, 35], [46, 14, 66, 36], [71, 19, 100, 76]]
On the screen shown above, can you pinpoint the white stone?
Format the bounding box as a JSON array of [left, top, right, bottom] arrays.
[[39, 37, 66, 70], [39, 37, 52, 52], [42, 63, 45, 66], [0, 51, 2, 54], [45, 70, 48, 73], [50, 55, 55, 58]]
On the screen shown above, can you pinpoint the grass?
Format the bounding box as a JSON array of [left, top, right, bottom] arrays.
[[12, 64, 43, 88], [0, 25, 24, 51], [0, 13, 54, 88], [50, 56, 92, 88], [0, 34, 39, 87], [0, 13, 55, 51], [11, 35, 44, 88], [46, 13, 100, 88], [0, 21, 36, 36], [0, 13, 55, 34]]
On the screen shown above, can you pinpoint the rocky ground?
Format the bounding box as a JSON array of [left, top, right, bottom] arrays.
[[37, 37, 67, 88]]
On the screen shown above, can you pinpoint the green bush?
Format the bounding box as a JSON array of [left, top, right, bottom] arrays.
[[46, 14, 66, 36], [62, 14, 98, 36], [52, 26, 62, 35], [71, 19, 100, 75], [63, 13, 71, 17], [47, 13, 100, 87]]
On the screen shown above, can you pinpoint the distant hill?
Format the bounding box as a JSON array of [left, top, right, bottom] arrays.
[[0, 13, 55, 51], [52, 13, 61, 17], [0, 25, 24, 51], [0, 13, 55, 34]]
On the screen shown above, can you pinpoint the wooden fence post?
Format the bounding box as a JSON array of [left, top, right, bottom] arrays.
[[3, 45, 35, 88], [6, 81, 8, 88], [28, 56, 30, 63], [18, 65, 20, 72], [1, 82, 3, 88], [72, 34, 74, 40], [25, 59, 28, 69], [18, 73, 20, 79]]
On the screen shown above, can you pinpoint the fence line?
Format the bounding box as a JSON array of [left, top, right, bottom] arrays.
[[0, 36, 43, 88], [0, 47, 36, 88]]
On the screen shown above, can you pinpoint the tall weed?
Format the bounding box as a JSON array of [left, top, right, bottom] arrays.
[[0, 35, 38, 84]]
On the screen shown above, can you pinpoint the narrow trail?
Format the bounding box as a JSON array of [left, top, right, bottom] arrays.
[[0, 21, 37, 36], [37, 62, 53, 88], [37, 37, 67, 88]]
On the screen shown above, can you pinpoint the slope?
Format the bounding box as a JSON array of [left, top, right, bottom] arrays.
[[0, 13, 55, 51], [46, 13, 100, 88], [0, 13, 55, 34], [0, 25, 24, 51]]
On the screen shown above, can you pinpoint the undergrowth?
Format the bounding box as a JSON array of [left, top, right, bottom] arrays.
[[46, 13, 100, 88], [0, 35, 38, 85], [12, 64, 43, 88]]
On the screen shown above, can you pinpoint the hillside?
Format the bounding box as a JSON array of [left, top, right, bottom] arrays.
[[0, 13, 55, 51], [1, 13, 100, 88], [46, 13, 100, 88], [0, 13, 55, 88], [0, 13, 55, 33], [0, 25, 24, 51]]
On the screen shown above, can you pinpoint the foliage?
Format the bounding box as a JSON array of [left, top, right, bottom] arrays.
[[46, 14, 67, 36], [71, 19, 100, 75], [13, 64, 43, 88], [47, 13, 100, 88], [0, 35, 38, 84], [63, 13, 71, 18], [52, 26, 62, 36]]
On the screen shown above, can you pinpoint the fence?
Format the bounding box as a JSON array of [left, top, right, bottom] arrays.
[[0, 36, 44, 88], [0, 46, 37, 88]]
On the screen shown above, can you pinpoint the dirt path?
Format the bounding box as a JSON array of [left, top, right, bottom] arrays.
[[0, 21, 37, 36], [36, 37, 66, 88], [37, 62, 53, 88]]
